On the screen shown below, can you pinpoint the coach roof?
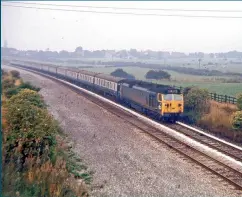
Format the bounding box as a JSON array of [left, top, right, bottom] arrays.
[[95, 73, 125, 83], [79, 69, 99, 77]]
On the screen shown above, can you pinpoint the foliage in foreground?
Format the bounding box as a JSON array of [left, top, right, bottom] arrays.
[[2, 70, 90, 197], [5, 82, 41, 99], [10, 70, 20, 79]]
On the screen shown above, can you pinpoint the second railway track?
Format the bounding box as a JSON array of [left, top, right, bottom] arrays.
[[168, 123, 242, 163], [9, 65, 242, 192]]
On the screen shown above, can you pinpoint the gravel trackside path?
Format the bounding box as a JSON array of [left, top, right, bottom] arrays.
[[4, 65, 241, 197]]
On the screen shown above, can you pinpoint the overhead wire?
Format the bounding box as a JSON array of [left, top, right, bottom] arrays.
[[2, 3, 242, 19], [5, 1, 242, 13]]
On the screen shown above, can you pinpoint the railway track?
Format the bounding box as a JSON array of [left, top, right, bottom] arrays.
[[9, 65, 242, 191], [168, 123, 242, 163]]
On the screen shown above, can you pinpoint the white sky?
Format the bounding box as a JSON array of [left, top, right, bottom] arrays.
[[1, 1, 242, 53]]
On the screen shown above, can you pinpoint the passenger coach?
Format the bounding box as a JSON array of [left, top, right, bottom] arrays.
[[94, 73, 126, 98]]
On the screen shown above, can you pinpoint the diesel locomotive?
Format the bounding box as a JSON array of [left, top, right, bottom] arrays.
[[10, 60, 184, 122]]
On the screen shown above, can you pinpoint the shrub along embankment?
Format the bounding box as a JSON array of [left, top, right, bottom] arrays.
[[183, 87, 242, 143], [2, 69, 91, 197]]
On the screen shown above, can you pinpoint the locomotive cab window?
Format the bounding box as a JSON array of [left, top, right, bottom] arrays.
[[174, 94, 183, 101], [163, 94, 173, 101]]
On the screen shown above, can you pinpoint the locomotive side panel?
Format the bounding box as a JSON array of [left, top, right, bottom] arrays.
[[121, 84, 149, 107]]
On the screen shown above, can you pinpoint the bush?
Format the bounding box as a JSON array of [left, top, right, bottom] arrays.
[[145, 70, 171, 80], [231, 111, 242, 130], [5, 82, 41, 99], [8, 89, 45, 108], [111, 69, 135, 79], [5, 100, 58, 173], [6, 102, 57, 141], [237, 93, 242, 110], [18, 82, 41, 92], [2, 78, 15, 90], [5, 87, 20, 98], [231, 111, 242, 140], [3, 82, 90, 197], [183, 87, 210, 123], [10, 70, 20, 79]]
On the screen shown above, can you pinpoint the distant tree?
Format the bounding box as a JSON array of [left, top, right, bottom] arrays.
[[59, 50, 69, 58], [145, 70, 171, 80], [111, 69, 135, 79], [130, 49, 139, 58], [209, 53, 214, 58], [75, 46, 83, 53]]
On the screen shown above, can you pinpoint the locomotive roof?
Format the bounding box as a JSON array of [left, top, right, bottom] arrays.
[[124, 80, 181, 93], [95, 73, 126, 83]]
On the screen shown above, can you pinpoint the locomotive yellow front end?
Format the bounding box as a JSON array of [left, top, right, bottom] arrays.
[[157, 89, 184, 122]]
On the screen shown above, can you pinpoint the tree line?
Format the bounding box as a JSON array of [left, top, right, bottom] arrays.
[[110, 69, 171, 80]]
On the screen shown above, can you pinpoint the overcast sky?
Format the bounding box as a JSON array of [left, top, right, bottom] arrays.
[[1, 1, 242, 53]]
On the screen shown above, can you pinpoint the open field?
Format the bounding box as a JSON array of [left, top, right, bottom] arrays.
[[55, 57, 242, 73], [84, 66, 242, 96], [7, 58, 242, 96]]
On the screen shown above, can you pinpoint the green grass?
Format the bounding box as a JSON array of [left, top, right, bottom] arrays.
[[55, 57, 242, 73], [84, 66, 242, 96]]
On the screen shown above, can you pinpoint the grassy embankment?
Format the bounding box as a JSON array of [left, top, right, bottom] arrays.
[[198, 100, 242, 142], [2, 69, 92, 197]]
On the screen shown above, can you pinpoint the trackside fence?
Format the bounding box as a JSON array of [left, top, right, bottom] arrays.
[[174, 86, 237, 105], [209, 93, 237, 104]]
